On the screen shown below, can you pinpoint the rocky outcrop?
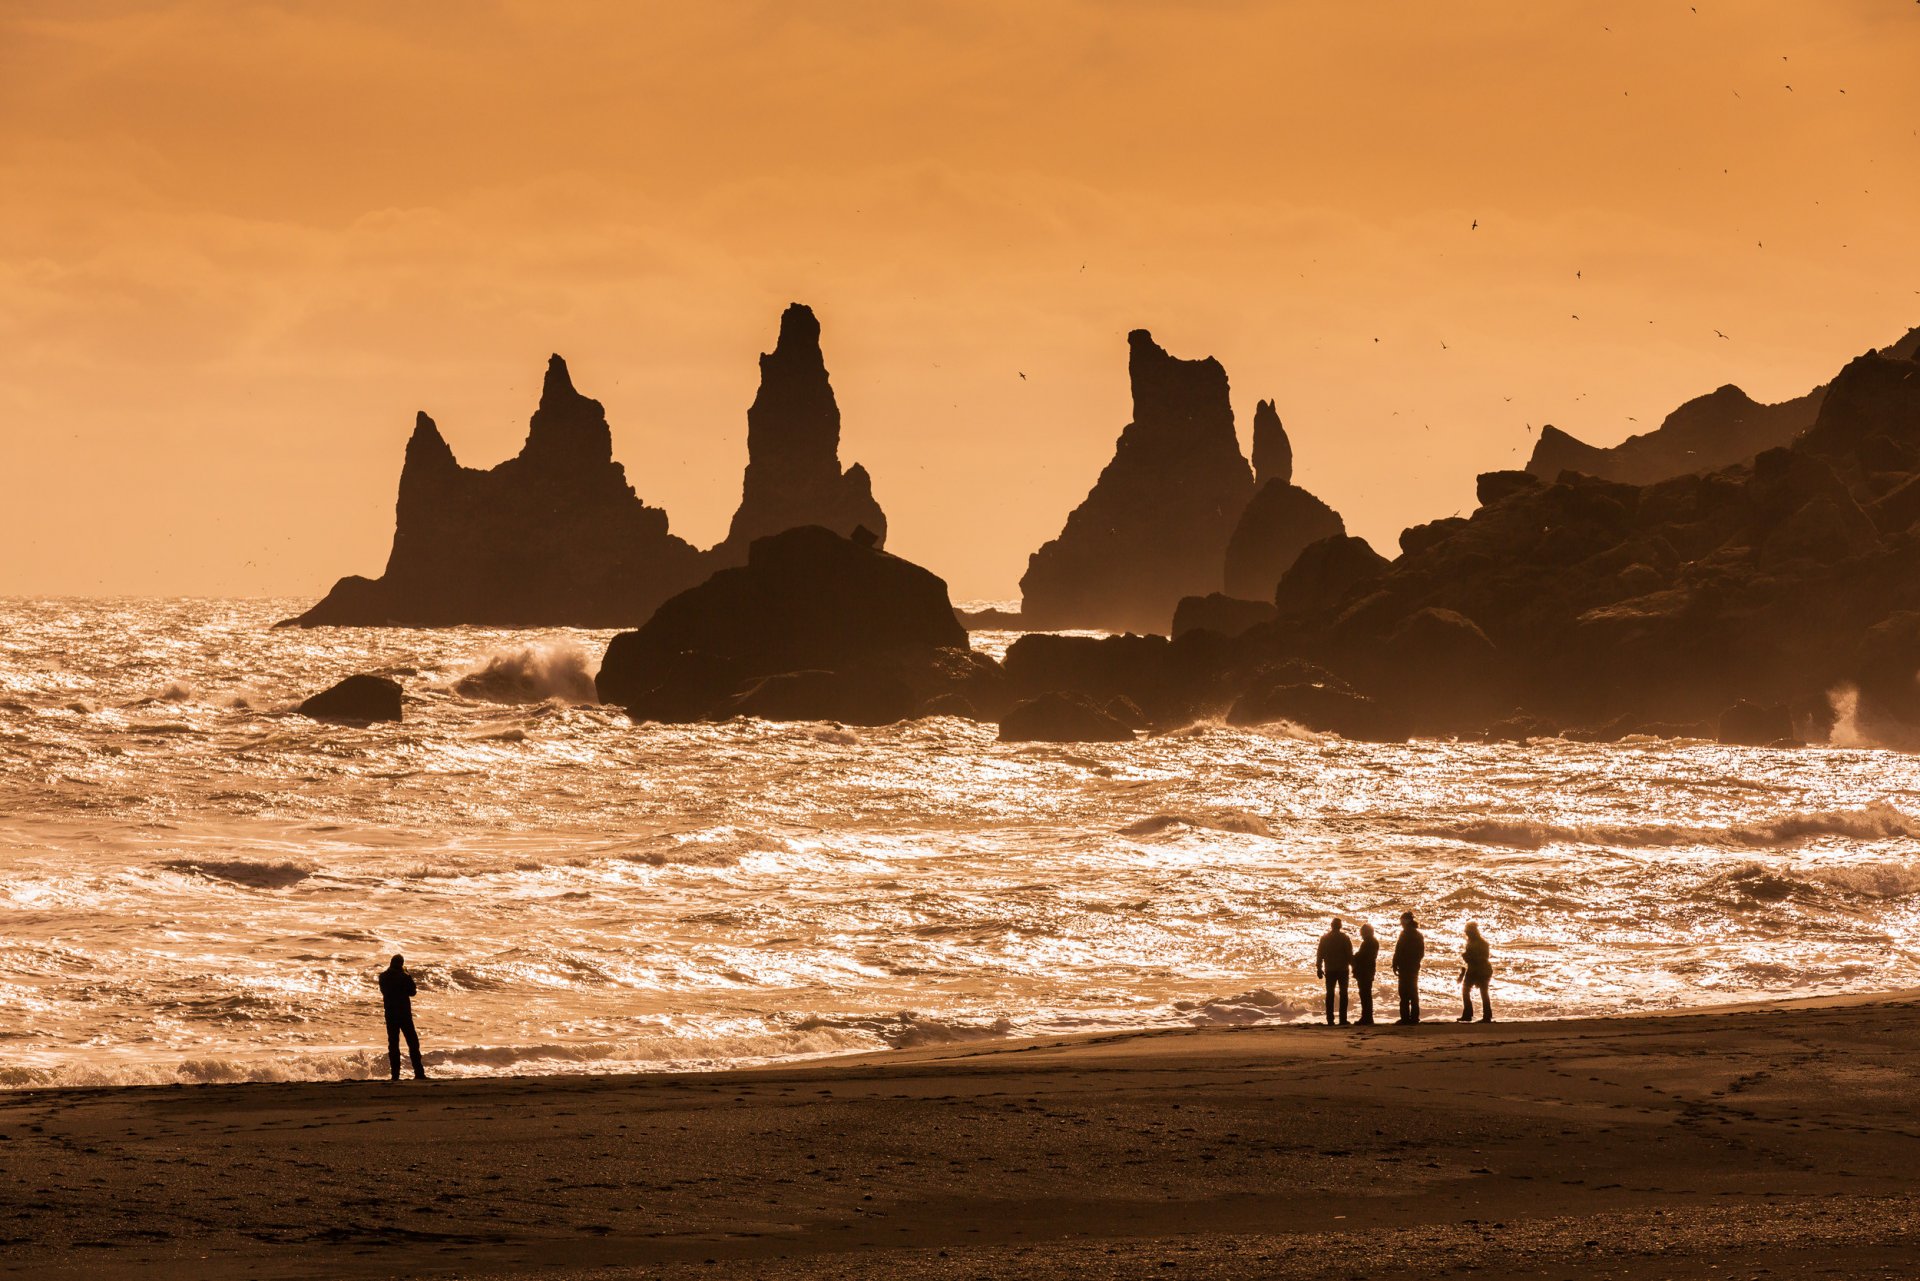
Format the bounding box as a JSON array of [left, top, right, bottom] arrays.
[[285, 357, 703, 627], [709, 304, 887, 566], [1525, 326, 1920, 486], [594, 526, 979, 724], [1172, 594, 1276, 639], [998, 692, 1137, 743], [1221, 400, 1347, 599], [1018, 331, 1255, 632], [297, 674, 402, 723]]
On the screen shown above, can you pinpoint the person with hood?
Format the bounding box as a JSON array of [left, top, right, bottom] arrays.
[[378, 954, 428, 1080], [1392, 911, 1426, 1024], [1315, 918, 1354, 1027], [1459, 923, 1494, 1023], [1351, 922, 1380, 1026]]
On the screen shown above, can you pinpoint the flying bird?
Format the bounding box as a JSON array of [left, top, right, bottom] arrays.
[[1018, 372, 1026, 380], [1471, 219, 1478, 230], [1714, 329, 1729, 339]]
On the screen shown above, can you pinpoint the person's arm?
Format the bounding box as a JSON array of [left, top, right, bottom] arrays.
[[1315, 939, 1324, 979], [406, 975, 417, 998]]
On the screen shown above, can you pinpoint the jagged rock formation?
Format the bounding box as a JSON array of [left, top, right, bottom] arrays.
[[1220, 400, 1347, 599], [594, 526, 997, 725], [285, 356, 703, 627], [1018, 331, 1255, 632], [709, 304, 887, 566], [1005, 336, 1920, 744], [1525, 326, 1920, 486], [997, 692, 1137, 743]]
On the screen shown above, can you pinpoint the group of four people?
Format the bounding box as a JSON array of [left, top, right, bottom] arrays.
[[1314, 912, 1494, 1027]]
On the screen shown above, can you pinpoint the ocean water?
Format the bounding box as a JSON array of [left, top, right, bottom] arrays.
[[3, 597, 1918, 1087]]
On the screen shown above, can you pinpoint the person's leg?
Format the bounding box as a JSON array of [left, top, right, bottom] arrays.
[[1409, 968, 1421, 1023], [386, 1020, 401, 1080], [1323, 974, 1335, 1025], [403, 1020, 425, 1077], [1336, 973, 1349, 1025], [1359, 976, 1373, 1025], [1478, 981, 1493, 1022], [1460, 974, 1474, 1020]]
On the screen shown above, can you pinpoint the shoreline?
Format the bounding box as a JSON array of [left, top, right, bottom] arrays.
[[9, 985, 1915, 1096], [4, 992, 1918, 1278]]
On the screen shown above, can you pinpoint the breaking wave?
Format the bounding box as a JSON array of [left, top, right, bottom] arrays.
[[1120, 810, 1274, 838], [452, 642, 598, 705], [1416, 802, 1920, 850]]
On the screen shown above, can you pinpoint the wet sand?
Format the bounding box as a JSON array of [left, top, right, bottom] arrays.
[[4, 994, 1918, 1280]]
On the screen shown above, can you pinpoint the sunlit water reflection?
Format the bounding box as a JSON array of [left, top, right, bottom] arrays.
[[2, 598, 1917, 1085]]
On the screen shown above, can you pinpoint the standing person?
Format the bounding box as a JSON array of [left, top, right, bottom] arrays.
[[1351, 923, 1379, 1026], [379, 954, 428, 1080], [1392, 911, 1425, 1024], [1315, 918, 1354, 1027], [1458, 923, 1494, 1023]]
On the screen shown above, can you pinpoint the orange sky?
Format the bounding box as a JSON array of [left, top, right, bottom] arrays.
[[3, 1, 1917, 600]]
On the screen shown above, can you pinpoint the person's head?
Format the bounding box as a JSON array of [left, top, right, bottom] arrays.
[[1401, 911, 1416, 929], [1465, 922, 1481, 939], [1360, 923, 1375, 939], [1330, 916, 1343, 932], [388, 954, 405, 971]]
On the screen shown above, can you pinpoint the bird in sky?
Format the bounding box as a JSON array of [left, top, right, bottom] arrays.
[[1471, 219, 1479, 230], [1018, 372, 1026, 380], [1715, 329, 1730, 339]]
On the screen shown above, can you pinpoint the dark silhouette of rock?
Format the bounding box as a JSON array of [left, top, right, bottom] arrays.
[[1018, 331, 1254, 632], [1172, 594, 1276, 639], [595, 526, 969, 724], [1221, 400, 1348, 600], [1717, 700, 1797, 747], [285, 357, 703, 627], [998, 692, 1136, 743], [297, 674, 402, 723], [1223, 483, 1347, 602], [1273, 535, 1391, 619], [1525, 326, 1920, 486], [1225, 662, 1395, 740], [1249, 399, 1292, 488], [709, 304, 887, 565], [955, 606, 1026, 629], [1399, 517, 1469, 557], [1476, 470, 1541, 507]]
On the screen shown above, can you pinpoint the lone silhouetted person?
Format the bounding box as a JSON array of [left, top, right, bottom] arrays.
[[1352, 922, 1379, 1026], [1392, 911, 1425, 1024], [379, 954, 427, 1080], [1459, 923, 1493, 1023], [1316, 917, 1353, 1027]]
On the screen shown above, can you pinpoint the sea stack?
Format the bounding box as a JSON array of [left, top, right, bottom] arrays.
[[1221, 400, 1346, 600], [284, 356, 703, 627], [1018, 330, 1255, 632], [709, 303, 888, 566]]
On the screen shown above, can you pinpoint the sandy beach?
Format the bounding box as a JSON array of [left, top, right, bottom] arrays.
[[2, 995, 1917, 1279]]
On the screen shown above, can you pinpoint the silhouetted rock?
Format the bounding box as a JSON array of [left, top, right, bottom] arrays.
[[1524, 326, 1920, 486], [955, 606, 1026, 629], [595, 526, 969, 724], [1476, 470, 1540, 507], [998, 692, 1136, 743], [1172, 594, 1277, 639], [1019, 331, 1254, 632], [1223, 483, 1346, 601], [1249, 399, 1292, 488], [1399, 517, 1469, 557], [1273, 535, 1391, 618], [297, 674, 402, 724], [286, 358, 703, 627], [1226, 664, 1395, 740], [1717, 700, 1797, 747], [710, 304, 887, 565]]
